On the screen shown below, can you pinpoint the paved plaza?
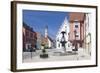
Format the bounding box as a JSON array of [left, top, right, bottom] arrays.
[[22, 48, 91, 63]]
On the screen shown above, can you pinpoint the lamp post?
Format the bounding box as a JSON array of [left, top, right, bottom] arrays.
[[73, 30, 78, 53], [29, 45, 33, 59], [60, 31, 66, 53]]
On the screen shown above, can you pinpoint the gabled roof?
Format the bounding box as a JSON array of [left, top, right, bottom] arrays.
[[56, 17, 69, 38], [69, 12, 85, 22], [23, 22, 34, 32], [47, 36, 53, 42]]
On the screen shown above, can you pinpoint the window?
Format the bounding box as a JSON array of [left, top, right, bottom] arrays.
[[74, 21, 80, 29], [65, 26, 67, 28], [26, 30, 29, 36], [75, 35, 79, 37], [30, 33, 33, 38], [59, 43, 60, 47], [75, 25, 78, 28], [57, 39, 59, 41]]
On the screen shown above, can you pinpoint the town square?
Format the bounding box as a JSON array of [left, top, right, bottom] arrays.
[[22, 10, 91, 63]]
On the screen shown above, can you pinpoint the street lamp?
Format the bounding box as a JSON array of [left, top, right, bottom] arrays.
[[29, 45, 33, 59], [60, 31, 67, 53], [73, 30, 78, 52]]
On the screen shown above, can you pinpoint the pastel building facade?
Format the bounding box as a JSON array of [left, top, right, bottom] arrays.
[[23, 22, 37, 51], [41, 26, 53, 49], [69, 12, 85, 48], [69, 12, 91, 54], [36, 32, 42, 49]]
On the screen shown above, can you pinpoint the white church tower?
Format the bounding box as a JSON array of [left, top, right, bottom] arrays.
[[44, 25, 53, 48], [45, 25, 48, 38], [56, 17, 70, 51]]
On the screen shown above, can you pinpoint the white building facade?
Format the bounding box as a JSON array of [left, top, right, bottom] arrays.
[[56, 17, 71, 51], [84, 13, 91, 55]]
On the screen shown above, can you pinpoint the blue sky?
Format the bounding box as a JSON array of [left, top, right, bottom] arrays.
[[23, 10, 69, 39]]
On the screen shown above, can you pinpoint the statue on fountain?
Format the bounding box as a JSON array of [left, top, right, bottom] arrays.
[[60, 31, 67, 53]]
